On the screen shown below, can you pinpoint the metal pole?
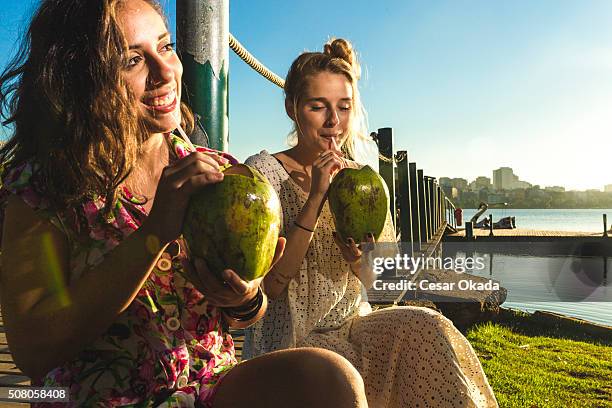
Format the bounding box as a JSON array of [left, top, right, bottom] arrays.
[[604, 214, 608, 237], [465, 221, 474, 240], [177, 0, 229, 151]]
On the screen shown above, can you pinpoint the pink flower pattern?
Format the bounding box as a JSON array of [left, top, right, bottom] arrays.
[[0, 134, 240, 407]]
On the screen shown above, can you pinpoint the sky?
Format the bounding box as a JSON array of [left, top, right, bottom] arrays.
[[1, 0, 612, 191]]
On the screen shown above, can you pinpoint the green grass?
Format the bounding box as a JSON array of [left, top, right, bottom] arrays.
[[466, 312, 612, 408]]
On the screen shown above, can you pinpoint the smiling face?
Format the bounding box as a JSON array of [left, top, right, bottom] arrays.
[[118, 0, 181, 134], [289, 71, 354, 155]]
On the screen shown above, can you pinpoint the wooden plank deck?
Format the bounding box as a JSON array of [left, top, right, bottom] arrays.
[[0, 311, 31, 406], [0, 305, 246, 406]]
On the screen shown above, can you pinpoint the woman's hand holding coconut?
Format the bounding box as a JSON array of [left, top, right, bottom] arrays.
[[332, 231, 377, 286], [312, 146, 377, 284], [144, 151, 227, 245], [185, 237, 285, 308]]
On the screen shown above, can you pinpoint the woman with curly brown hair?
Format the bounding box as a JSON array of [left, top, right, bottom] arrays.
[[0, 1, 368, 406], [244, 38, 499, 408]]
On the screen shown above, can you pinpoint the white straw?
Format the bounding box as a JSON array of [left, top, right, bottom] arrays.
[[174, 113, 197, 152]]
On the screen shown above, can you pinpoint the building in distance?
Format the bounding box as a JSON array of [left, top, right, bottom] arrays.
[[469, 176, 492, 192], [492, 167, 532, 191], [545, 186, 565, 193]]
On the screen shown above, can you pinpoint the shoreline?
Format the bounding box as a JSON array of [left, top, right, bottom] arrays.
[[499, 306, 612, 333]]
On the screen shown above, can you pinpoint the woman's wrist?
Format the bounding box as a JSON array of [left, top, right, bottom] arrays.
[[306, 191, 326, 206], [223, 292, 268, 328], [294, 195, 324, 233], [294, 220, 315, 233], [223, 287, 264, 321], [138, 219, 172, 251]]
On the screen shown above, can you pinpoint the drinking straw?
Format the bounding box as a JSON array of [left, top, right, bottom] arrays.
[[173, 113, 197, 152], [330, 138, 346, 168]]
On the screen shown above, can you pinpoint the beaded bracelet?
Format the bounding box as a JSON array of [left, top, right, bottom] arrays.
[[224, 287, 264, 322]]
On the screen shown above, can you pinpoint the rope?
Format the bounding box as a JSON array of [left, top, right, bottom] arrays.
[[229, 33, 285, 89]]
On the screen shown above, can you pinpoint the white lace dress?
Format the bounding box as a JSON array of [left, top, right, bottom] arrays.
[[243, 151, 498, 408]]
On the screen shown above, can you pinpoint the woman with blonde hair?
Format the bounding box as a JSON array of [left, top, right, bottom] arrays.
[[0, 1, 369, 406], [244, 38, 498, 408]]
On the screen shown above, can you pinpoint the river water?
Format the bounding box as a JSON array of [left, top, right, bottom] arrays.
[[444, 209, 611, 326], [467, 253, 611, 327], [461, 208, 612, 233]]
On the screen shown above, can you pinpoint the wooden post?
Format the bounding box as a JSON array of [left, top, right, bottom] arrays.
[[430, 178, 436, 237], [409, 163, 421, 251], [435, 181, 441, 231], [441, 191, 447, 226], [377, 128, 396, 227], [439, 184, 443, 229], [424, 176, 432, 241], [427, 177, 434, 240], [418, 169, 428, 243], [432, 179, 438, 233], [396, 151, 413, 255]]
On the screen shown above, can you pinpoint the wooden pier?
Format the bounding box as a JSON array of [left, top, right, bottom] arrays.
[[447, 228, 603, 238], [0, 308, 31, 406]]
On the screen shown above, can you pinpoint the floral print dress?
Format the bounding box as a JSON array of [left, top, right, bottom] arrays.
[[0, 134, 239, 407]]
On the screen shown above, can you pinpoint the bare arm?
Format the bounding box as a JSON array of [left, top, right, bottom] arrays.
[[0, 195, 166, 379], [0, 152, 227, 379], [262, 193, 324, 299], [263, 150, 344, 299]]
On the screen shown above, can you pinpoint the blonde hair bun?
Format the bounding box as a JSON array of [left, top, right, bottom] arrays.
[[324, 38, 361, 79]]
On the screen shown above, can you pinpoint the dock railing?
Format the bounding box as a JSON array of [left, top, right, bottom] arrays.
[[373, 127, 455, 257]]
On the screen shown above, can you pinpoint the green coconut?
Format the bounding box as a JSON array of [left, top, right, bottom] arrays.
[[183, 164, 281, 281], [328, 165, 389, 243]]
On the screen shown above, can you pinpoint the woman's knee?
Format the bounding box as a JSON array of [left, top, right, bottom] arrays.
[[394, 306, 450, 328], [295, 347, 364, 388], [214, 347, 367, 408]]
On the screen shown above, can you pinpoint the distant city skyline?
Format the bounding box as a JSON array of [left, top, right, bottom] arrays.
[[442, 166, 611, 192]]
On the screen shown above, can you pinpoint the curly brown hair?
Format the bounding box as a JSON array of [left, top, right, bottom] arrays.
[[0, 0, 194, 214]]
